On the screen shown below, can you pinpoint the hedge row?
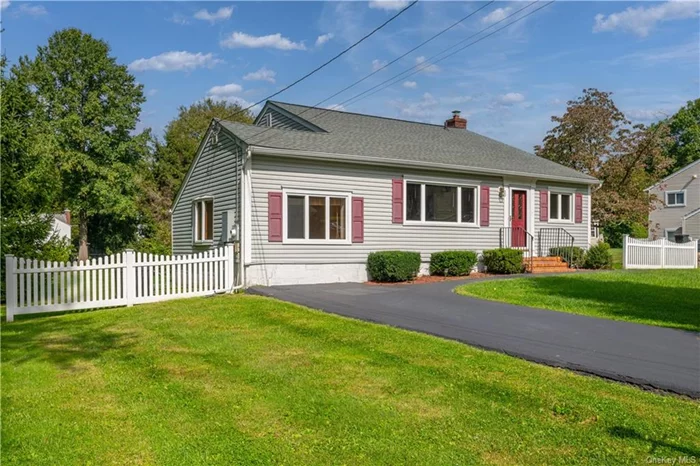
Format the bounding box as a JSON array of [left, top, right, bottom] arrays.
[[367, 250, 479, 282]]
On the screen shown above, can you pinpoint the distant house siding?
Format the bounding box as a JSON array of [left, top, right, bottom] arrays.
[[171, 129, 243, 255], [255, 108, 314, 132], [534, 181, 590, 250], [648, 163, 700, 239], [684, 211, 700, 239]]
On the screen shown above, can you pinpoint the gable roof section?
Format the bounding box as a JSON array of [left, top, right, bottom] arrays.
[[253, 101, 326, 132], [217, 100, 598, 184], [645, 158, 700, 192]]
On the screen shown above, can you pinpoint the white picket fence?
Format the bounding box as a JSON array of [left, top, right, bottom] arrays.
[[4, 244, 237, 322], [623, 235, 698, 270]]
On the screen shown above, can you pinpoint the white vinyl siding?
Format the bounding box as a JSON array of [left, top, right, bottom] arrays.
[[534, 181, 589, 249], [648, 164, 700, 239]]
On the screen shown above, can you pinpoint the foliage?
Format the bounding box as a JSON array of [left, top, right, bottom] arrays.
[[482, 248, 524, 274], [582, 243, 613, 270], [630, 222, 648, 239], [430, 250, 478, 276], [367, 251, 421, 282], [3, 296, 699, 463], [8, 28, 151, 259], [458, 269, 700, 331], [662, 98, 700, 171], [549, 246, 585, 268], [535, 88, 673, 230], [601, 222, 647, 248]]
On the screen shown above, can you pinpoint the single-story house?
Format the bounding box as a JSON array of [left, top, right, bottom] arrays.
[[646, 159, 700, 241], [171, 101, 598, 286]]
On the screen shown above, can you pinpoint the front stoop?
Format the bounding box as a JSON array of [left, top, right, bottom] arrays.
[[524, 256, 575, 274]]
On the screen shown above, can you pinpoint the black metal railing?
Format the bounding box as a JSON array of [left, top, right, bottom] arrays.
[[538, 228, 576, 267], [500, 227, 534, 272]]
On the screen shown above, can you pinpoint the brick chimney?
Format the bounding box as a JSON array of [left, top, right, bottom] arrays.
[[444, 110, 467, 129]]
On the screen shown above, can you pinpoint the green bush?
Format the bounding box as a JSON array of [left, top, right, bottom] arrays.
[[482, 248, 524, 274], [583, 243, 612, 269], [430, 250, 478, 277], [601, 222, 647, 248], [367, 251, 421, 282], [549, 246, 585, 268], [630, 223, 648, 239]]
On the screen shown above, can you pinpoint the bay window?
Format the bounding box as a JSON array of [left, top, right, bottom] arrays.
[[405, 182, 478, 225], [284, 191, 350, 243], [549, 192, 572, 221], [193, 198, 214, 242]]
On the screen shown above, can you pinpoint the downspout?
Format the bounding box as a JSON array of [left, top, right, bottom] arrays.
[[239, 147, 253, 289]]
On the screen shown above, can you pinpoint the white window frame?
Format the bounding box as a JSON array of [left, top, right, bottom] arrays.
[[665, 228, 680, 241], [403, 180, 480, 227], [193, 197, 214, 244], [282, 189, 352, 244], [548, 190, 574, 224], [665, 190, 686, 207]]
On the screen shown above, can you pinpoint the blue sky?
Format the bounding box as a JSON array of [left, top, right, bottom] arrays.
[[2, 1, 698, 151]]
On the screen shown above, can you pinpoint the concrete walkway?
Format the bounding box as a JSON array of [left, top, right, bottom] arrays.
[[250, 278, 700, 398]]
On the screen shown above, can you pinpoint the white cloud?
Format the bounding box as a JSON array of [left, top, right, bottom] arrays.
[[606, 41, 700, 66], [16, 3, 47, 16], [368, 1, 410, 11], [147, 89, 158, 97], [593, 1, 700, 37], [193, 6, 233, 23], [167, 13, 189, 25], [403, 81, 417, 89], [626, 108, 666, 122], [498, 92, 526, 105], [220, 32, 306, 50], [481, 7, 512, 25], [372, 59, 387, 72], [243, 67, 276, 83], [416, 56, 440, 74], [1, 0, 11, 11], [326, 104, 346, 111], [390, 92, 439, 119], [315, 33, 334, 47], [207, 83, 244, 98], [128, 51, 223, 72]]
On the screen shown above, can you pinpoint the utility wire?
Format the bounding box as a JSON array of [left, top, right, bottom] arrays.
[[219, 0, 418, 122], [250, 1, 552, 147]]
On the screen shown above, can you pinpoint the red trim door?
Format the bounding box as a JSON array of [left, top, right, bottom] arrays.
[[511, 190, 527, 247]]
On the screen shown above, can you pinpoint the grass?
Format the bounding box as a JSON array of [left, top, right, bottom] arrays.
[[610, 248, 623, 269], [457, 269, 700, 331], [2, 295, 699, 465]]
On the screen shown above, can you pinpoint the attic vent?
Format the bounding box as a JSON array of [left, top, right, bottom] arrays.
[[266, 113, 272, 127]]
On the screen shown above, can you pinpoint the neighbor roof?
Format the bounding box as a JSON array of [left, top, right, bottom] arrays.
[[218, 101, 598, 184]]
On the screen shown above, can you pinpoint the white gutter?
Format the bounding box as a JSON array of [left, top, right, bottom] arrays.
[[248, 145, 600, 186]]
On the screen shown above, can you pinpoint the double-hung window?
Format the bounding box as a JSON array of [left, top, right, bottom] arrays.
[[665, 191, 685, 207], [549, 192, 572, 222], [284, 191, 350, 243], [194, 198, 214, 243], [405, 182, 477, 225]]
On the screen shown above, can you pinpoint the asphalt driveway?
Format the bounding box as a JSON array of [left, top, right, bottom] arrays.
[[250, 278, 700, 398]]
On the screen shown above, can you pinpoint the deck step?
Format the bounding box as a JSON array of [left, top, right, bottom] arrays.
[[526, 265, 575, 273]]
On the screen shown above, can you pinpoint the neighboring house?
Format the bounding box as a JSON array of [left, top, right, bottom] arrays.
[[646, 159, 700, 241], [47, 209, 71, 242], [171, 101, 598, 286]]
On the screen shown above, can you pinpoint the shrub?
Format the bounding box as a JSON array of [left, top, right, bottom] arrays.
[[367, 251, 421, 282], [582, 243, 612, 269], [549, 246, 585, 268], [601, 222, 647, 248], [482, 248, 524, 274], [630, 223, 648, 239], [430, 250, 478, 277]]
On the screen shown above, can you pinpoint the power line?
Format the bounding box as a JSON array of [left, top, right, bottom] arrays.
[[219, 0, 418, 122], [249, 1, 552, 147]]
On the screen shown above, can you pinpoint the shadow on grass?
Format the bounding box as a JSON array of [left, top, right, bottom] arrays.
[[1, 315, 137, 370], [527, 276, 700, 331], [609, 426, 700, 457]]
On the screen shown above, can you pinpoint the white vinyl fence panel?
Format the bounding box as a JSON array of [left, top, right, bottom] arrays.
[[5, 244, 236, 322], [623, 235, 698, 270]]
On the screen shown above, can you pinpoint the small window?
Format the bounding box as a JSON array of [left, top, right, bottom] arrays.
[[406, 183, 422, 221], [283, 192, 350, 243], [549, 192, 572, 221], [665, 228, 681, 241], [666, 191, 686, 207], [194, 199, 214, 242]]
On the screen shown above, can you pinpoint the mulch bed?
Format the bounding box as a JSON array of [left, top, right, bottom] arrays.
[[365, 272, 495, 286]]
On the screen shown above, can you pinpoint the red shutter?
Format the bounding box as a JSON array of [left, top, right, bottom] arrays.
[[539, 190, 549, 222], [268, 191, 283, 242], [575, 193, 583, 223], [391, 178, 403, 223], [480, 186, 490, 227], [352, 197, 364, 243]]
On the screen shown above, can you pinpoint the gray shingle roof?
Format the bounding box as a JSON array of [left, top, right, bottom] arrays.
[[218, 101, 597, 184]]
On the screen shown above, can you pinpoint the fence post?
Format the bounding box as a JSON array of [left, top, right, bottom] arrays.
[[660, 238, 666, 269], [225, 243, 235, 292], [622, 235, 628, 269], [695, 240, 699, 269], [124, 249, 135, 307], [5, 255, 17, 322]]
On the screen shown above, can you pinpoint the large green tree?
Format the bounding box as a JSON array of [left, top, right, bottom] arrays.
[[663, 98, 700, 171], [535, 88, 672, 233], [12, 28, 150, 259]]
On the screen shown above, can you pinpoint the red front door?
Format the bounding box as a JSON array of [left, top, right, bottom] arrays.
[[511, 190, 527, 247]]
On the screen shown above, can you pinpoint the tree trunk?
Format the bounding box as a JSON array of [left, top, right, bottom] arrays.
[[78, 214, 89, 262]]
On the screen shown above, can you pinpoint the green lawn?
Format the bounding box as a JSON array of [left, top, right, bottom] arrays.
[[457, 269, 700, 331], [3, 295, 699, 465], [610, 248, 623, 269]]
